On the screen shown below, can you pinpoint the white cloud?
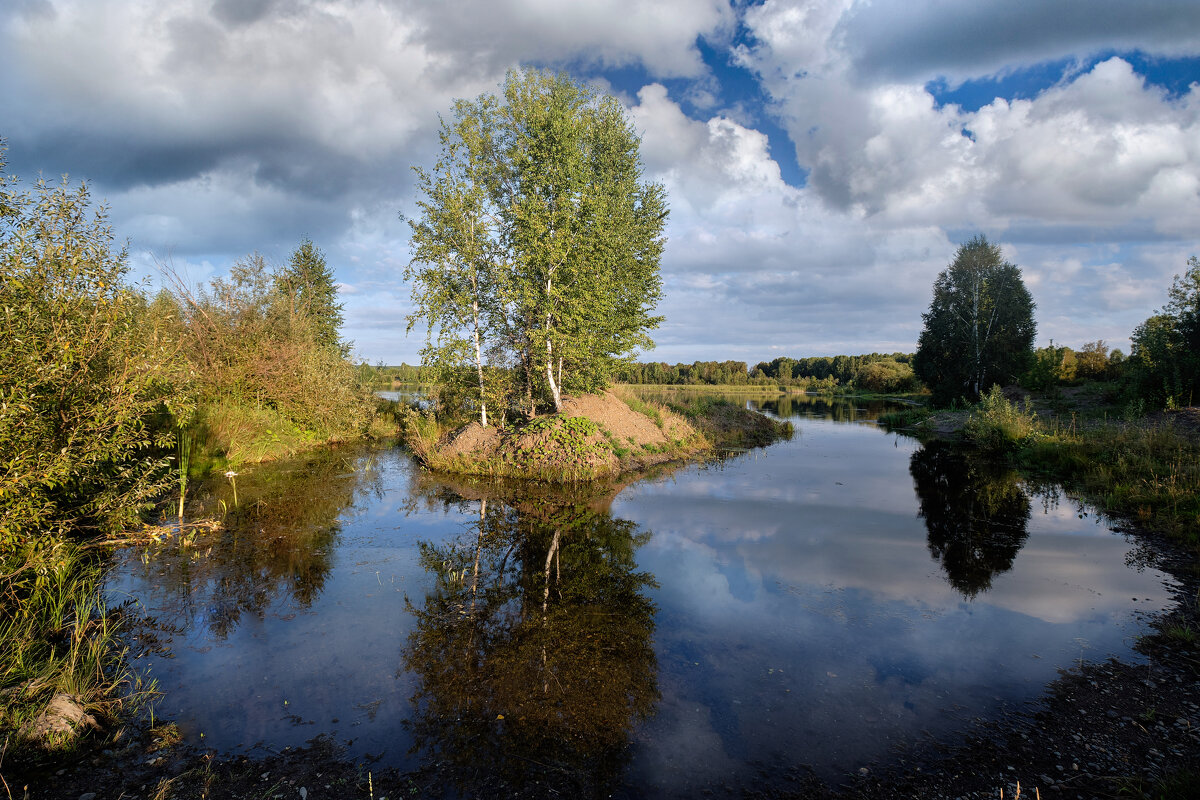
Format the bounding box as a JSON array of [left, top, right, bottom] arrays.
[[742, 16, 1200, 234], [3, 0, 1199, 363]]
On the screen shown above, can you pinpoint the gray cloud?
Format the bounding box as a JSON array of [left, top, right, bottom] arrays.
[[3, 0, 1199, 365], [838, 0, 1200, 83]]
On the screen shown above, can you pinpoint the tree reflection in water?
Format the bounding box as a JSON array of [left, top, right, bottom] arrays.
[[128, 449, 378, 637], [910, 441, 1032, 598], [402, 487, 659, 797], [756, 393, 894, 421]]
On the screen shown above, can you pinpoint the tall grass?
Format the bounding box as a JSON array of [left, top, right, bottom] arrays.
[[0, 541, 146, 750], [1023, 418, 1200, 545], [964, 385, 1040, 453]]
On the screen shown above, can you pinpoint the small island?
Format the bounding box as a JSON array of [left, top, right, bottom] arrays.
[[401, 388, 792, 482]]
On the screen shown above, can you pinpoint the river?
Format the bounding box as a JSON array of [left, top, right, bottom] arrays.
[[104, 392, 1176, 796]]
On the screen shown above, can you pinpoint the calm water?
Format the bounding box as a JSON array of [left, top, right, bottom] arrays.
[[106, 393, 1176, 796]]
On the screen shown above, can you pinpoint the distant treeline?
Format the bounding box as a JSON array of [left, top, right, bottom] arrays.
[[611, 353, 919, 393], [369, 341, 1145, 398], [361, 363, 432, 386]]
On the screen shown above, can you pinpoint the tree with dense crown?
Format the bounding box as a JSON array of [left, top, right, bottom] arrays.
[[1127, 255, 1200, 407], [913, 235, 1036, 406], [281, 238, 345, 354], [405, 69, 668, 422]]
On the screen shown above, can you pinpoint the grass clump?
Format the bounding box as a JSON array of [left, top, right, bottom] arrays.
[[1021, 418, 1200, 546], [0, 540, 146, 755], [666, 396, 794, 449], [878, 406, 934, 430], [616, 390, 665, 428], [964, 385, 1040, 453]]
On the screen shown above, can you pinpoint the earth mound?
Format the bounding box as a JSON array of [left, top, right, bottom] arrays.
[[423, 390, 703, 480]]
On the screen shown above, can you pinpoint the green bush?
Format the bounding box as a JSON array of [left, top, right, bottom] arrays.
[[166, 249, 377, 465], [964, 385, 1040, 454], [855, 359, 919, 393], [1, 157, 181, 545]]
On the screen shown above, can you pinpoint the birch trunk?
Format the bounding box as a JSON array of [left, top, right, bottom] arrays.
[[545, 338, 563, 412], [471, 296, 488, 427]]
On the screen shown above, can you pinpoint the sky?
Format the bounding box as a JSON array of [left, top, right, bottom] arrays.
[[3, 0, 1199, 366]]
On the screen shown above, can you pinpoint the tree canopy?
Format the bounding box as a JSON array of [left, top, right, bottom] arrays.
[[913, 235, 1036, 405], [405, 69, 668, 423], [1127, 255, 1200, 407], [280, 238, 345, 355]]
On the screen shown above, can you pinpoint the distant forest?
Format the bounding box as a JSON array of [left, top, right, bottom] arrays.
[[366, 352, 919, 394], [366, 341, 1141, 398]]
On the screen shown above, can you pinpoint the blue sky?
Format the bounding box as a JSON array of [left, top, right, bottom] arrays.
[[3, 0, 1199, 365]]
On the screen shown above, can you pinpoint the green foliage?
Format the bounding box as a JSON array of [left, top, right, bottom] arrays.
[[1127, 256, 1200, 408], [168, 247, 374, 464], [1075, 340, 1109, 381], [617, 391, 665, 428], [877, 407, 934, 430], [665, 396, 793, 448], [279, 238, 345, 354], [511, 416, 607, 469], [1, 156, 181, 544], [615, 353, 915, 392], [964, 385, 1040, 454], [1021, 340, 1122, 389], [1, 541, 143, 748], [1023, 342, 1068, 390], [1022, 417, 1200, 544], [855, 359, 919, 393], [0, 149, 372, 750], [406, 68, 668, 418], [914, 235, 1036, 406]]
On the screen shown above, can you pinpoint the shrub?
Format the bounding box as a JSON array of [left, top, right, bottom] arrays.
[[1, 158, 181, 544], [964, 385, 1040, 454], [166, 249, 376, 465]]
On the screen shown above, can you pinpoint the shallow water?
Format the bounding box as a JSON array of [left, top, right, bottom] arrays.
[[106, 394, 1176, 796]]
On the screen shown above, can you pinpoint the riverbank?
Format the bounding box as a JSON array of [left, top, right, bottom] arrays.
[[879, 390, 1200, 552], [401, 388, 793, 482]]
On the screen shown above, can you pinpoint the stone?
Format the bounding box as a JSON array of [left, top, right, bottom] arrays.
[[25, 694, 98, 743]]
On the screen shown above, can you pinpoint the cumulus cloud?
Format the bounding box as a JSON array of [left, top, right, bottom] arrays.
[[629, 84, 955, 359], [3, 0, 1199, 362], [740, 3, 1200, 236]]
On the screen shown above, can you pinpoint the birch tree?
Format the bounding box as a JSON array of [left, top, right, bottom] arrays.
[[405, 69, 667, 419], [913, 236, 1036, 405], [406, 96, 502, 426]]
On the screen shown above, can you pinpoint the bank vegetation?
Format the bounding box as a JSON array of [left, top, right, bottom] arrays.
[[0, 148, 379, 760]]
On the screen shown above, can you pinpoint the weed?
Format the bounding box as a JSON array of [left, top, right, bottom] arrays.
[[1164, 623, 1197, 645], [0, 541, 152, 754], [878, 407, 933, 430], [965, 385, 1040, 453]]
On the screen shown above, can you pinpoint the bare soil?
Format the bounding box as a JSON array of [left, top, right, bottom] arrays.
[[437, 419, 501, 459], [426, 390, 703, 479]]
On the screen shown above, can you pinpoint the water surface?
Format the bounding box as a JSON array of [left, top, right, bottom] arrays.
[[107, 393, 1176, 796]]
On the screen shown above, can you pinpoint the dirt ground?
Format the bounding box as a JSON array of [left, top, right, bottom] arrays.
[[430, 390, 703, 477]]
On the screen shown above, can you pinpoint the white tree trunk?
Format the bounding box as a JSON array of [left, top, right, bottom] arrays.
[[545, 338, 563, 412], [472, 296, 488, 427]]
